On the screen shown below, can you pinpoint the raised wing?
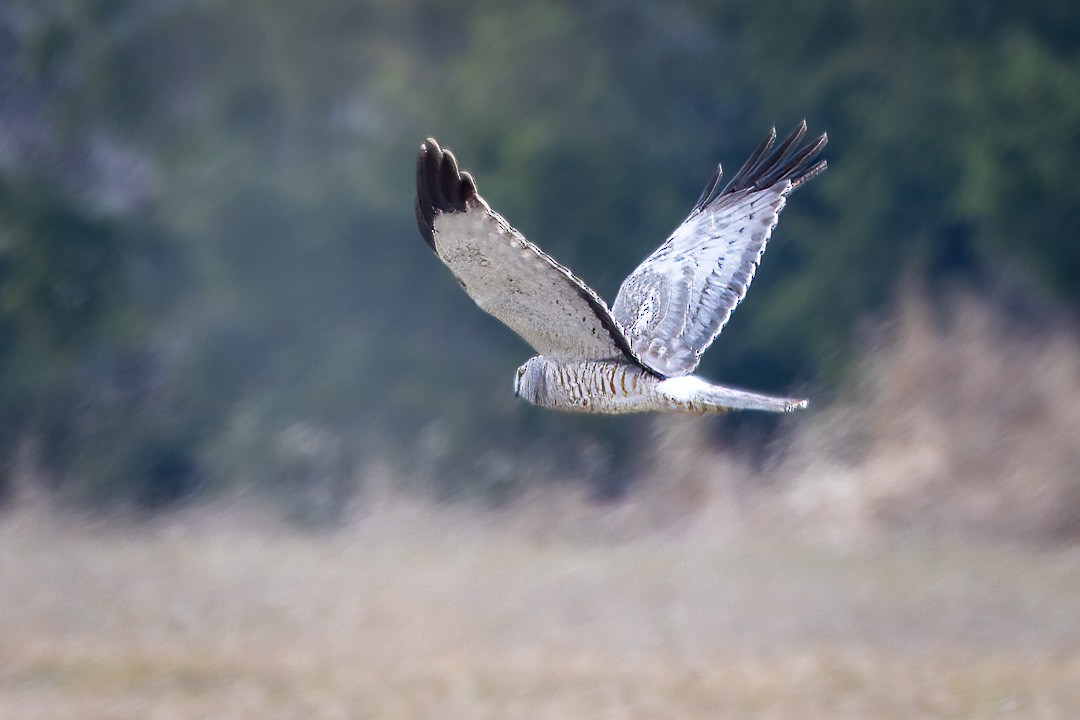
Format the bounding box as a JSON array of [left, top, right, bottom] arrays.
[[611, 121, 827, 377], [416, 138, 641, 366]]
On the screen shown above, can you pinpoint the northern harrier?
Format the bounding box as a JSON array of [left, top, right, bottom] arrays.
[[415, 123, 826, 414]]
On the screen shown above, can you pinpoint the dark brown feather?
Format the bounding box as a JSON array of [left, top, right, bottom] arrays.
[[414, 138, 480, 251], [722, 127, 777, 196], [708, 121, 827, 202]]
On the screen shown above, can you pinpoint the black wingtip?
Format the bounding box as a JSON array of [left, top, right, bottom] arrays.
[[714, 121, 828, 199], [415, 138, 480, 251], [691, 161, 724, 215]]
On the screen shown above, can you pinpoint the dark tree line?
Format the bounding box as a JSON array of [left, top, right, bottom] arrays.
[[1, 0, 1077, 510]]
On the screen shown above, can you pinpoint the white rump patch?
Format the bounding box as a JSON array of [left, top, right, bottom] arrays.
[[659, 375, 809, 413], [656, 375, 710, 402]]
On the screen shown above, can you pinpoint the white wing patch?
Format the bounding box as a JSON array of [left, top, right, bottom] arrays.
[[432, 201, 636, 364], [612, 123, 826, 377]]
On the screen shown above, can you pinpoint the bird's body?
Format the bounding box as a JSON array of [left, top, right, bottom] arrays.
[[415, 124, 826, 415], [514, 356, 806, 414]]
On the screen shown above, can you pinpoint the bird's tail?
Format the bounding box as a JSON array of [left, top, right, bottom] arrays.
[[656, 375, 808, 414]]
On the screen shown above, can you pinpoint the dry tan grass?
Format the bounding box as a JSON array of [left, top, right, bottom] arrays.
[[782, 290, 1080, 542], [1, 502, 1079, 719], [3, 291, 1080, 718], [640, 289, 1080, 544]]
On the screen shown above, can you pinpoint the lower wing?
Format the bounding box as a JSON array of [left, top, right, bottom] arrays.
[[416, 138, 644, 366]]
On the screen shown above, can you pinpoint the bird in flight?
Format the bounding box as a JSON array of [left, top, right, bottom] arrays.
[[415, 122, 826, 414]]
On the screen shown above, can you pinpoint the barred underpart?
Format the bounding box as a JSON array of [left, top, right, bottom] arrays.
[[514, 356, 806, 414]]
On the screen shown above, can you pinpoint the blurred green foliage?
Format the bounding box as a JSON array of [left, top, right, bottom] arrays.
[[1, 0, 1077, 509]]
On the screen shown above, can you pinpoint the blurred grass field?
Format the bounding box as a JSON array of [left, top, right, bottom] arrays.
[[1, 500, 1078, 719], [2, 293, 1079, 719]]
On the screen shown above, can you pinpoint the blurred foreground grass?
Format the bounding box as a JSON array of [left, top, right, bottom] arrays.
[[1, 501, 1078, 719]]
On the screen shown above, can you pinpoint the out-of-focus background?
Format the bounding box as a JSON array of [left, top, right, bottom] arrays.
[[1, 1, 1079, 717]]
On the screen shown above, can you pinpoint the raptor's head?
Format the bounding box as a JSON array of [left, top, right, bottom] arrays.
[[513, 356, 549, 407]]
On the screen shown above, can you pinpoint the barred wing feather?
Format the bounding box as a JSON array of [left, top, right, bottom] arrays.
[[612, 122, 827, 377]]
